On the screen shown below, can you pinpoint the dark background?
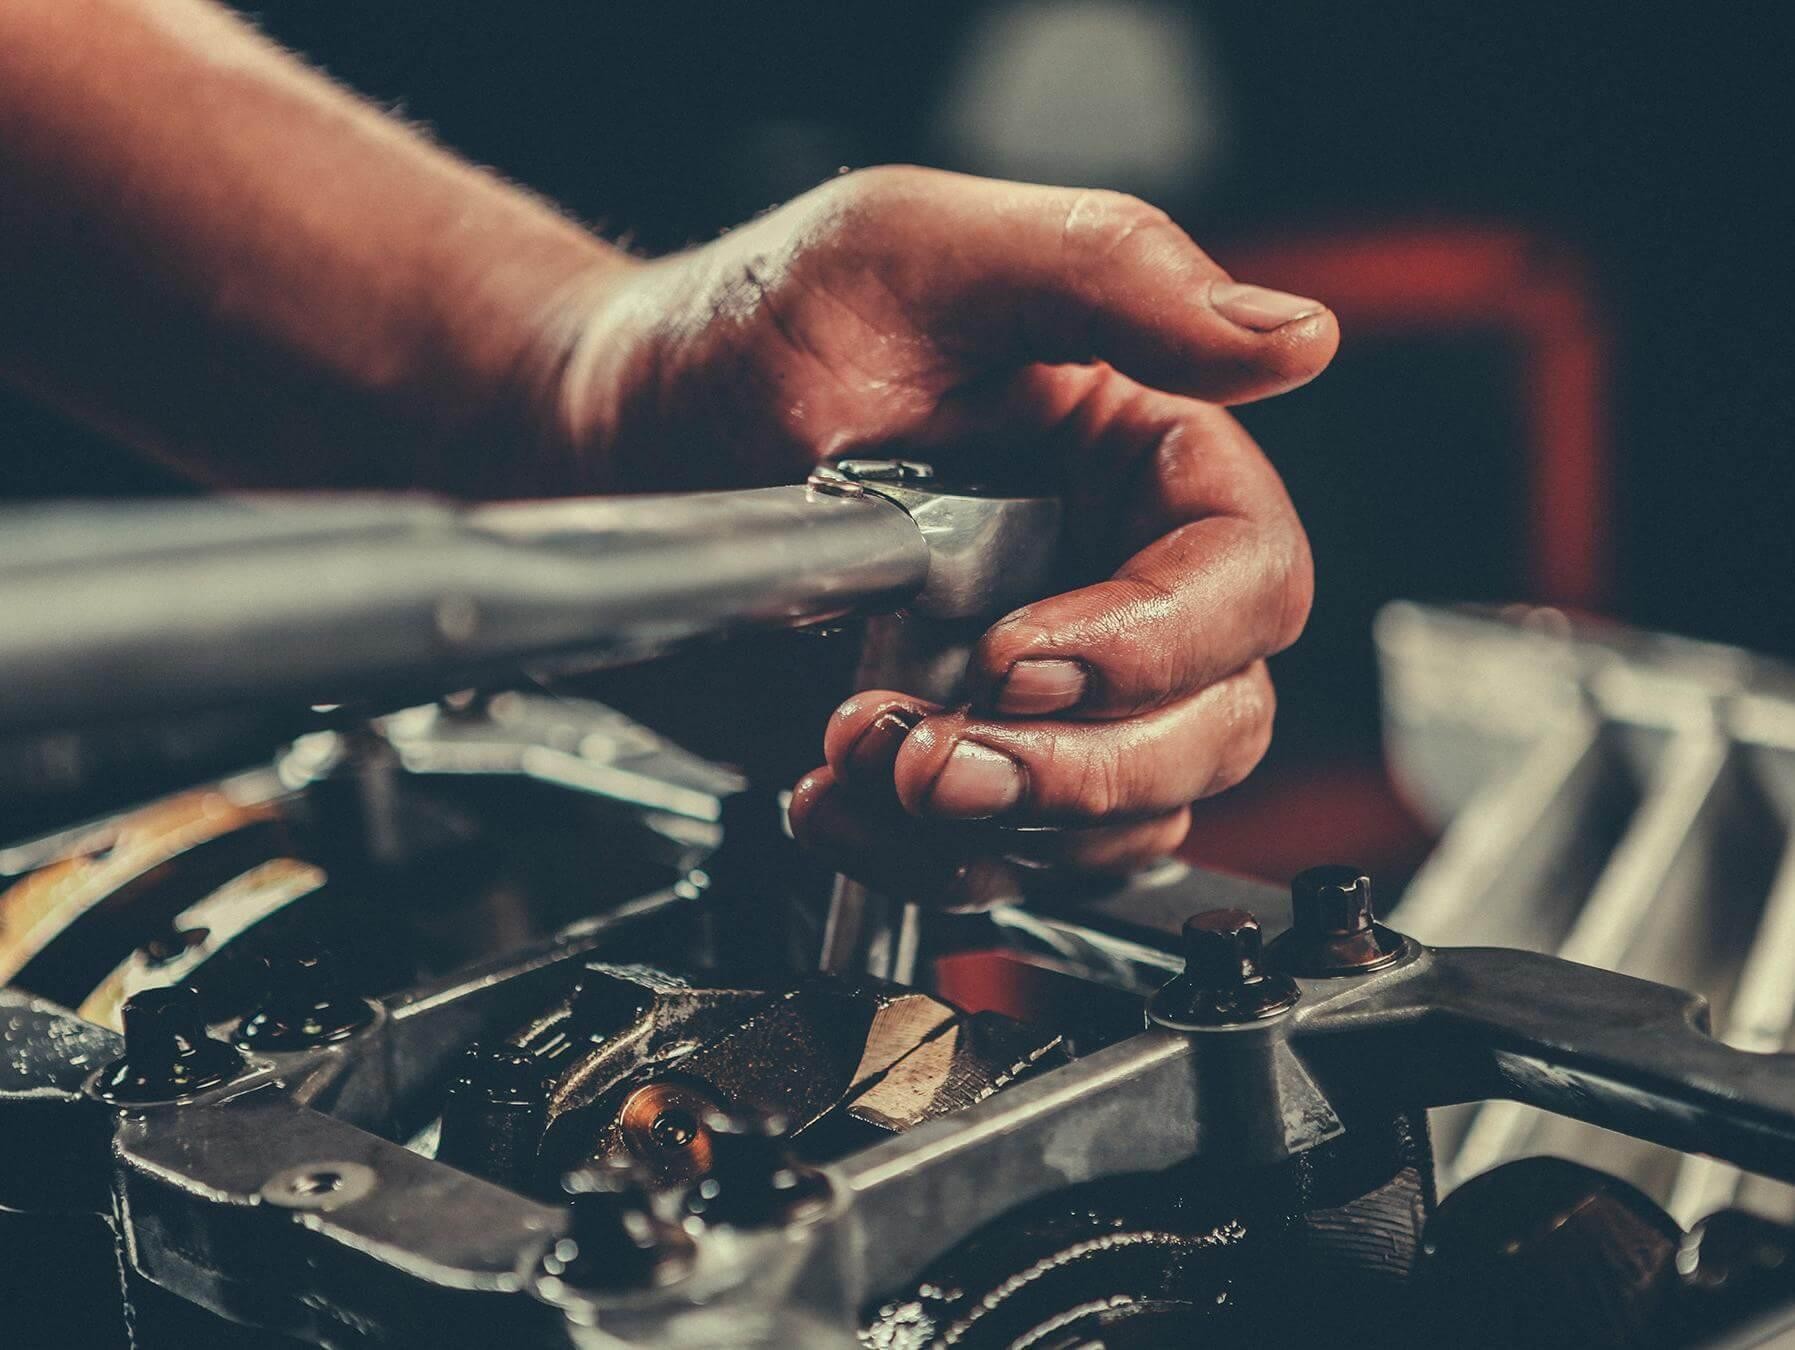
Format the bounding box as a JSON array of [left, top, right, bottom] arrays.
[[4, 3, 1790, 864]]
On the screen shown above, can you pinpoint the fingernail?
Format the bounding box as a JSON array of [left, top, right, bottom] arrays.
[[1210, 281, 1324, 332], [927, 742, 1025, 819], [847, 708, 923, 778], [996, 659, 1088, 716]]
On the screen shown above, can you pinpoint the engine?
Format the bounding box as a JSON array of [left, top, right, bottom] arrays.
[[3, 469, 1795, 1349]]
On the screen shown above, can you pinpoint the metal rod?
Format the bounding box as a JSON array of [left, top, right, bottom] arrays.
[[821, 1029, 1200, 1303], [0, 486, 930, 732], [1411, 948, 1795, 1187]]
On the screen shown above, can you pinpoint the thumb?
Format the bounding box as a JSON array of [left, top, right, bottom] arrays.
[[846, 167, 1339, 404]]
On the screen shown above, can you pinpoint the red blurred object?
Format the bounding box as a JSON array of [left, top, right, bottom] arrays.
[[934, 949, 1058, 1021], [1228, 224, 1611, 611], [1179, 757, 1433, 891]]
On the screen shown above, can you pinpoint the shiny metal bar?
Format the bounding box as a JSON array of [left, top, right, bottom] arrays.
[[814, 466, 1063, 981], [0, 486, 929, 732], [818, 1029, 1200, 1304]]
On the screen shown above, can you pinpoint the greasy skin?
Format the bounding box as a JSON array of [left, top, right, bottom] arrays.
[[0, 3, 1331, 896], [571, 169, 1332, 897]]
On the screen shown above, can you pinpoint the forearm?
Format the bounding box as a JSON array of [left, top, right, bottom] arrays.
[[0, 0, 634, 493]]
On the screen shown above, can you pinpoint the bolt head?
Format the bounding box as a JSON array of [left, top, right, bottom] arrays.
[[619, 1080, 721, 1183], [98, 985, 244, 1102], [1271, 865, 1408, 976], [1150, 908, 1299, 1026], [1182, 908, 1267, 989], [121, 986, 207, 1057], [235, 947, 373, 1050], [1291, 865, 1376, 937]]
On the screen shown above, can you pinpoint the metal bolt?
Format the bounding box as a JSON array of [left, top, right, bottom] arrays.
[[1273, 865, 1407, 976], [1186, 908, 1267, 986], [1295, 865, 1375, 935], [1679, 1208, 1795, 1298], [95, 985, 246, 1103], [1150, 908, 1299, 1026], [436, 1044, 548, 1187], [682, 1109, 824, 1228], [235, 946, 374, 1050]]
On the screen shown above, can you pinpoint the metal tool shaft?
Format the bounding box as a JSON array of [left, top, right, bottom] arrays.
[[0, 486, 930, 732], [816, 462, 1063, 980]]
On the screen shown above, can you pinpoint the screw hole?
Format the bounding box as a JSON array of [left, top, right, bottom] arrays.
[[290, 1170, 343, 1197], [261, 1161, 375, 1211]]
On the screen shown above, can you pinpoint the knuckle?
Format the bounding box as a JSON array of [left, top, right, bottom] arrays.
[[821, 164, 936, 216], [1204, 669, 1276, 796], [1124, 808, 1194, 865], [1017, 188, 1189, 362], [784, 770, 832, 835], [1062, 189, 1178, 264], [1099, 576, 1183, 708], [1159, 805, 1195, 855], [1102, 644, 1172, 713], [1264, 527, 1315, 654], [1060, 741, 1129, 819]]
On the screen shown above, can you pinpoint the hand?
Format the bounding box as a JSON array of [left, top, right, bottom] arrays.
[[549, 166, 1335, 897]]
